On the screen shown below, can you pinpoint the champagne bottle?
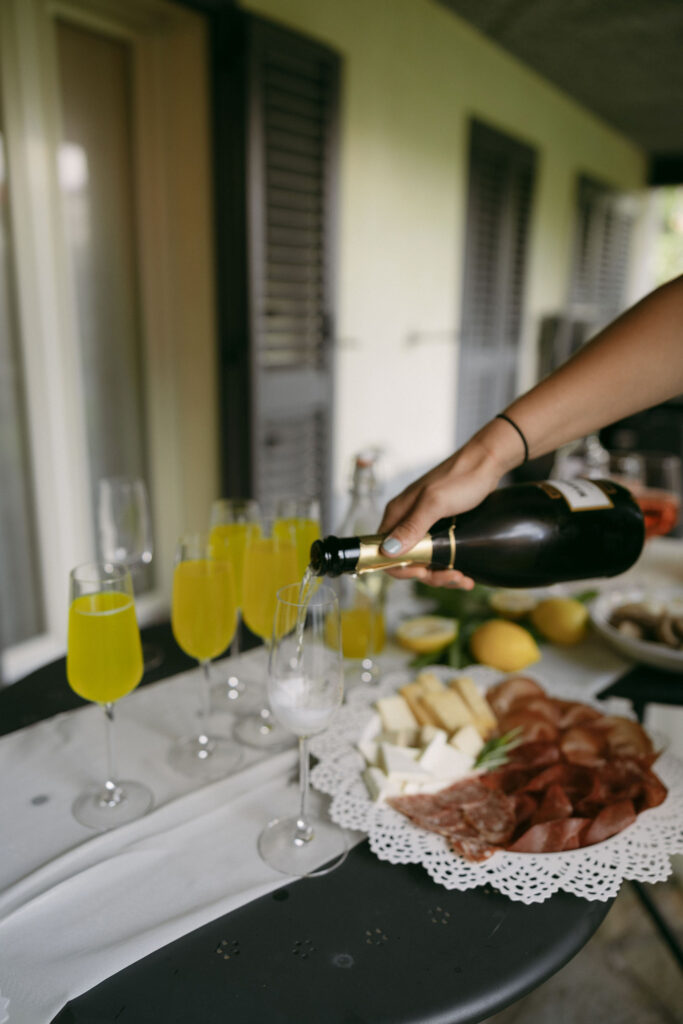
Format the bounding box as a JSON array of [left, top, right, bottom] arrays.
[[309, 478, 645, 587]]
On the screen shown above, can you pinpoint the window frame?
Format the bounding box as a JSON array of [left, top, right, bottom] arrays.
[[0, 0, 218, 682]]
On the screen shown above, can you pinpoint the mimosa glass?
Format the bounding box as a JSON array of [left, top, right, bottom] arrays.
[[67, 561, 153, 829], [332, 572, 386, 689], [208, 498, 262, 711], [274, 496, 321, 578], [258, 582, 348, 876], [635, 452, 682, 539], [168, 533, 243, 778], [234, 518, 299, 749]]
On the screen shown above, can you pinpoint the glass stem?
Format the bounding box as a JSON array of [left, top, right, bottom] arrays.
[[231, 611, 242, 658], [198, 660, 212, 745], [102, 702, 122, 806], [294, 737, 313, 845]]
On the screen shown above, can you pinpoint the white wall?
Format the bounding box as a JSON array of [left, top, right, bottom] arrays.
[[241, 0, 647, 519]]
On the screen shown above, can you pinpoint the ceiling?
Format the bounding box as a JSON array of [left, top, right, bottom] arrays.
[[437, 0, 683, 181]]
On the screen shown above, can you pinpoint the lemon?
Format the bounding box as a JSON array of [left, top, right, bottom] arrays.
[[530, 597, 588, 646], [469, 619, 541, 672], [395, 615, 458, 654], [489, 589, 538, 619]]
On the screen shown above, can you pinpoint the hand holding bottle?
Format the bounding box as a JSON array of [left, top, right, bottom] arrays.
[[378, 419, 521, 587]]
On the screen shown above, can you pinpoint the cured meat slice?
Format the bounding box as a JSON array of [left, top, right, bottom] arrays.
[[463, 789, 516, 845], [560, 726, 606, 767], [498, 710, 559, 744], [520, 697, 562, 724], [555, 701, 603, 729], [583, 800, 636, 846], [531, 783, 573, 825], [487, 676, 546, 717], [508, 741, 561, 770], [508, 817, 590, 853]]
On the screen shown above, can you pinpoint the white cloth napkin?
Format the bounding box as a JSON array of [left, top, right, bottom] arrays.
[[0, 651, 364, 1024]]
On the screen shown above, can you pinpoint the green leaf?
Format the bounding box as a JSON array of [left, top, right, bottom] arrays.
[[572, 589, 599, 605], [474, 728, 523, 771]]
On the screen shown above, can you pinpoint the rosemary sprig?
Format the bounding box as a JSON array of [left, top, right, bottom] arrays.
[[474, 728, 523, 771]]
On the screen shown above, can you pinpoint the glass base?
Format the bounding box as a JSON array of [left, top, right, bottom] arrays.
[[168, 734, 243, 779], [344, 657, 380, 693], [210, 675, 264, 716], [233, 711, 293, 751], [72, 779, 154, 831], [258, 815, 349, 876]]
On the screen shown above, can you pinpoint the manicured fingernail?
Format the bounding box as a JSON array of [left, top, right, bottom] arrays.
[[382, 536, 402, 555]]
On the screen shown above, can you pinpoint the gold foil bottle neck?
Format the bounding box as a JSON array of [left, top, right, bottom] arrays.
[[355, 534, 434, 573]]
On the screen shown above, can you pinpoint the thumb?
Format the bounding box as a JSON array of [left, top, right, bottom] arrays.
[[380, 503, 436, 557]]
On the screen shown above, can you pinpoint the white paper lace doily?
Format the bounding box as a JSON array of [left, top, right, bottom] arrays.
[[310, 665, 683, 904]]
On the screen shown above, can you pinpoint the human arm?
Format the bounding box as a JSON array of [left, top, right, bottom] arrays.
[[379, 274, 683, 586]]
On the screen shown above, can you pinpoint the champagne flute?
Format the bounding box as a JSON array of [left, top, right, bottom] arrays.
[[168, 533, 243, 778], [208, 498, 261, 711], [67, 562, 153, 829], [333, 572, 386, 690], [274, 496, 321, 579], [258, 582, 348, 876], [97, 476, 162, 672], [234, 518, 299, 749]]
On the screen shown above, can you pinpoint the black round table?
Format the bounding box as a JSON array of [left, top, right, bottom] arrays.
[[2, 623, 614, 1024]]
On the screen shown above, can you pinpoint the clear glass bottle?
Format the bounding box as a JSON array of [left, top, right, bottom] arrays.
[[334, 451, 387, 686]]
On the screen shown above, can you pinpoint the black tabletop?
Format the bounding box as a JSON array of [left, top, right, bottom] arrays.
[[7, 626, 679, 1024]]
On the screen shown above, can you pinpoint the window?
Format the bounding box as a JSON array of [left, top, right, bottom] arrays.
[[0, 0, 217, 682], [456, 120, 536, 445]]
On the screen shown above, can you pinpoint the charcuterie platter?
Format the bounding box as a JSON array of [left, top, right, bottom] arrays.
[[310, 665, 683, 903]]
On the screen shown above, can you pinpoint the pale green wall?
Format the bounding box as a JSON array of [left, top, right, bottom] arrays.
[[240, 0, 647, 512]]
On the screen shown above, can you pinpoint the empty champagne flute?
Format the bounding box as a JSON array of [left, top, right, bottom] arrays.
[[208, 498, 262, 711], [67, 562, 153, 829], [97, 476, 162, 672], [258, 582, 348, 876], [168, 533, 243, 778], [234, 518, 299, 749]]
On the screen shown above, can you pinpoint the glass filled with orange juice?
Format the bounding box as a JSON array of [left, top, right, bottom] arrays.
[[67, 561, 153, 829], [235, 518, 299, 749], [329, 573, 386, 689], [274, 496, 321, 578], [208, 498, 261, 710], [168, 533, 243, 779]]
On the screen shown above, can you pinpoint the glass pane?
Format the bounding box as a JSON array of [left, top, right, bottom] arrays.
[[56, 21, 154, 589], [0, 89, 46, 650]]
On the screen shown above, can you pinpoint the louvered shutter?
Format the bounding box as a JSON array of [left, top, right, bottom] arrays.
[[456, 121, 536, 445], [568, 176, 636, 332], [245, 18, 339, 527]]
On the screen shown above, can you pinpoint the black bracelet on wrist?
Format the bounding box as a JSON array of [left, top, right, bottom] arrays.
[[495, 413, 529, 464]]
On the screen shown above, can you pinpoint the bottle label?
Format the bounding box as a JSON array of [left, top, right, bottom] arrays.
[[543, 479, 614, 511]]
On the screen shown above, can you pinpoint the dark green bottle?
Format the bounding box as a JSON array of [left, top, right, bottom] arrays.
[[309, 478, 645, 587]]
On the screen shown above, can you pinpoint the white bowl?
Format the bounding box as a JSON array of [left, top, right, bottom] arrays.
[[590, 586, 683, 673]]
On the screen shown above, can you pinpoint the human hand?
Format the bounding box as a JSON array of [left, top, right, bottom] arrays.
[[378, 433, 509, 588]]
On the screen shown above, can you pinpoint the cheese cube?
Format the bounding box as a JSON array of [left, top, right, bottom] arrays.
[[418, 730, 449, 772], [399, 682, 439, 726], [359, 711, 382, 744], [357, 738, 379, 766], [415, 671, 447, 694], [378, 742, 419, 774], [421, 689, 473, 732], [420, 724, 448, 746], [382, 727, 420, 747], [363, 767, 403, 802], [376, 695, 419, 735], [449, 723, 485, 759], [426, 743, 474, 782], [450, 676, 497, 738]]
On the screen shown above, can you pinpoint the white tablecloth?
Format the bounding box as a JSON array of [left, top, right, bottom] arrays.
[[3, 542, 681, 1024]]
